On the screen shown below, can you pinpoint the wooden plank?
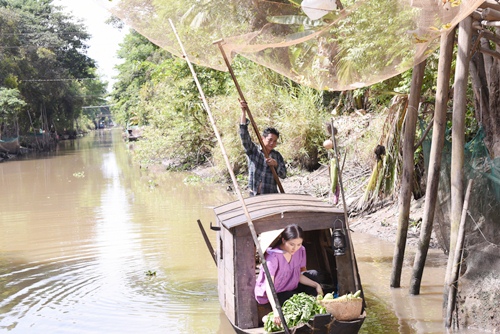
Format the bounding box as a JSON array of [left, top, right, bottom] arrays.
[[336, 247, 356, 295], [234, 234, 259, 329], [214, 193, 322, 215], [217, 202, 340, 226], [213, 194, 342, 226], [233, 212, 345, 237], [241, 328, 266, 334], [335, 229, 357, 295], [225, 290, 236, 325], [221, 206, 343, 230], [224, 230, 235, 323], [224, 229, 234, 274], [217, 228, 227, 309], [225, 266, 235, 303], [218, 202, 337, 223]]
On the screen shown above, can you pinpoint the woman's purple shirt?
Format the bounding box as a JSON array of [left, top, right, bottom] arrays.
[[254, 246, 306, 304]]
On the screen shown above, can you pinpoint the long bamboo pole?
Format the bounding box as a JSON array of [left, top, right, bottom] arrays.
[[390, 60, 426, 288], [445, 16, 472, 305], [168, 20, 290, 333], [445, 179, 473, 328], [213, 39, 285, 194], [331, 119, 361, 292], [410, 29, 455, 295]]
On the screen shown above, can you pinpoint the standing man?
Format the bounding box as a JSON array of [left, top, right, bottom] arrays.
[[239, 102, 287, 196]]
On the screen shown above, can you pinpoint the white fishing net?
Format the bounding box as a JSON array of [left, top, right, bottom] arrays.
[[95, 0, 484, 91]]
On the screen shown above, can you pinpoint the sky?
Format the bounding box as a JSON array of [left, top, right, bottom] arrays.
[[53, 0, 128, 91]]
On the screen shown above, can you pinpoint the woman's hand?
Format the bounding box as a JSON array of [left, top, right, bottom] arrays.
[[273, 313, 282, 326], [316, 283, 324, 297]]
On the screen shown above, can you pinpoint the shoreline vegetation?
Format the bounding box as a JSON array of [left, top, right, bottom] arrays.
[[140, 109, 437, 252]]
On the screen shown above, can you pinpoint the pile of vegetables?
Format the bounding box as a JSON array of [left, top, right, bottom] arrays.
[[263, 293, 327, 332], [319, 290, 362, 301]]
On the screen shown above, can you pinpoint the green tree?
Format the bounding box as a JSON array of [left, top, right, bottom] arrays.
[[0, 87, 26, 138], [0, 0, 106, 138]]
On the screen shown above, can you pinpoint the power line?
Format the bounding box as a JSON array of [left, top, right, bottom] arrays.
[[0, 31, 87, 36], [20, 78, 99, 82], [0, 45, 87, 49], [82, 104, 116, 109]]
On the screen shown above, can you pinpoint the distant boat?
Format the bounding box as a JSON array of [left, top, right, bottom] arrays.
[[125, 125, 143, 141], [0, 137, 20, 154], [199, 193, 366, 334]]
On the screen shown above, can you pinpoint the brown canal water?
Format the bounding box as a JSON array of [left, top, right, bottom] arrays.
[[0, 129, 478, 333]]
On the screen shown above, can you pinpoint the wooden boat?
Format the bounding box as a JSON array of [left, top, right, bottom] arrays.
[[0, 137, 20, 154], [123, 125, 143, 142], [201, 193, 366, 334]]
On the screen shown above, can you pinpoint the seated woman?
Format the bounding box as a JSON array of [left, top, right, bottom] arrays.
[[254, 224, 323, 326]]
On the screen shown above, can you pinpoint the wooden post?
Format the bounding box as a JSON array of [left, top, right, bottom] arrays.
[[444, 16, 472, 305], [445, 179, 473, 328], [390, 60, 426, 288], [410, 29, 455, 295]]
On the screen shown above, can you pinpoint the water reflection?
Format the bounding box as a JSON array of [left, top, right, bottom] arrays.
[[0, 130, 232, 333], [353, 233, 482, 334]]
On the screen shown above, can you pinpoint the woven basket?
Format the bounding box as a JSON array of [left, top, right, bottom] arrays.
[[320, 298, 362, 321]]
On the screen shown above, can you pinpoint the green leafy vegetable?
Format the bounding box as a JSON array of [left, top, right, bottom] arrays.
[[264, 293, 327, 332]]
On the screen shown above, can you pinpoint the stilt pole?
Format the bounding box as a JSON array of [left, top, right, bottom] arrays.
[[391, 60, 426, 288], [410, 29, 455, 295], [445, 15, 472, 304]]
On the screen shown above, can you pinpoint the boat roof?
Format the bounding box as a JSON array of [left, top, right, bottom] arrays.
[[213, 193, 344, 231]]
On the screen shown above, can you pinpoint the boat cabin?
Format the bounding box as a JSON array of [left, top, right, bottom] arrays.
[[213, 193, 363, 332]]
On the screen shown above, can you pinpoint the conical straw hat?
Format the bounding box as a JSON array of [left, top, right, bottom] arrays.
[[258, 229, 283, 253]]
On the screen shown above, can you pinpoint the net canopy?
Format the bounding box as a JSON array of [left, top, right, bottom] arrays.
[[96, 0, 484, 91]]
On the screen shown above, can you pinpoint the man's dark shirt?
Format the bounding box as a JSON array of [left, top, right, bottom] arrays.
[[239, 120, 286, 195]]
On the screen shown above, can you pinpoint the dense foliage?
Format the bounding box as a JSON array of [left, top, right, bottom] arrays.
[[109, 29, 358, 174], [0, 0, 107, 141]]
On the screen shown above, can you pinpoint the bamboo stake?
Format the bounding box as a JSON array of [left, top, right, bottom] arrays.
[[445, 179, 473, 328], [413, 116, 434, 151], [197, 219, 216, 265], [331, 119, 361, 292], [391, 60, 426, 288], [410, 29, 455, 295], [168, 20, 290, 333], [445, 16, 472, 305], [213, 39, 285, 194]]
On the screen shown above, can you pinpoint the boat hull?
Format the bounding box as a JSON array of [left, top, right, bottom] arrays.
[[231, 312, 366, 334], [0, 137, 20, 154], [209, 194, 366, 332]]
